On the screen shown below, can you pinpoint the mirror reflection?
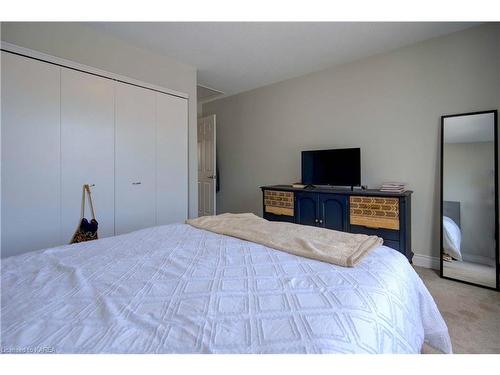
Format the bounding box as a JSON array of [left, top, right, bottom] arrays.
[[442, 111, 497, 288]]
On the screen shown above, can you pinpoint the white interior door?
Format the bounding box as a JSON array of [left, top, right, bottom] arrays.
[[115, 82, 156, 235], [61, 69, 115, 242], [156, 93, 188, 225], [1, 52, 61, 257], [197, 115, 216, 216]]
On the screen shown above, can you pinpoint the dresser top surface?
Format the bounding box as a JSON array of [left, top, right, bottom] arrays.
[[261, 185, 413, 197]]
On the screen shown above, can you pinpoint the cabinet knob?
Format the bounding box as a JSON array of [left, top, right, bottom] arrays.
[[315, 218, 319, 223], [132, 182, 142, 185], [319, 219, 323, 224]]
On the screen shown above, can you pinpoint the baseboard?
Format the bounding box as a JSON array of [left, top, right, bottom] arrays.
[[412, 254, 440, 270]]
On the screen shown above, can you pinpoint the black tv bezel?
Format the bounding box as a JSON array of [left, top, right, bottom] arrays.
[[301, 147, 361, 187]]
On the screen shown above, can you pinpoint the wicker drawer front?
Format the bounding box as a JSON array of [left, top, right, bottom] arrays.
[[350, 196, 399, 230], [264, 190, 294, 216]]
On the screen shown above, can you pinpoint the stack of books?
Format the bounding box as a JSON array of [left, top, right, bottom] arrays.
[[380, 182, 408, 193]]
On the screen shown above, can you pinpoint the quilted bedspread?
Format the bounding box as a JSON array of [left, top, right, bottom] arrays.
[[1, 223, 452, 354]]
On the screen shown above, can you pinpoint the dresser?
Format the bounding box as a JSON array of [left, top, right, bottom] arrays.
[[261, 185, 413, 262]]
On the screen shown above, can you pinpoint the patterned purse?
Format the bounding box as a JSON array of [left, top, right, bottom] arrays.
[[70, 184, 98, 244]]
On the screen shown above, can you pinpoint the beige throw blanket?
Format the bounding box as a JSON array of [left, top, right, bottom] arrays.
[[187, 213, 383, 267]]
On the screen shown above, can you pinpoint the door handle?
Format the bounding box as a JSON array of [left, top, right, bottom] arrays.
[[132, 182, 142, 185], [208, 175, 217, 179]]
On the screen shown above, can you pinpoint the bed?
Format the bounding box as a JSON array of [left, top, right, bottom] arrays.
[[443, 201, 462, 261], [1, 223, 451, 354]]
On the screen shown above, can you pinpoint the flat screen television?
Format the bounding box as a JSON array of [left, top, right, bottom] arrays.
[[301, 148, 361, 187]]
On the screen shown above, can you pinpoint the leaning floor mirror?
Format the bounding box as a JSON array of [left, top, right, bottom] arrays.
[[441, 110, 499, 290]]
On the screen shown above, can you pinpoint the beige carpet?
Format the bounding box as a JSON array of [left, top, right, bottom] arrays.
[[415, 266, 500, 354]]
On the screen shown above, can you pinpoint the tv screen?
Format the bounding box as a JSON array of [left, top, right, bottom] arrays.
[[301, 148, 361, 186]]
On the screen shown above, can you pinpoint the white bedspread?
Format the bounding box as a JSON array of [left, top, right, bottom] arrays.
[[1, 224, 452, 354], [442, 216, 462, 261]]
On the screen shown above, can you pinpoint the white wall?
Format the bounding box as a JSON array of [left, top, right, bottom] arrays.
[[1, 22, 198, 218], [443, 142, 496, 263], [204, 23, 500, 260]]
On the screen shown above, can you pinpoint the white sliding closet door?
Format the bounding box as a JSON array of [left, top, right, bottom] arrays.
[[61, 69, 115, 242], [115, 82, 156, 235], [1, 52, 61, 257], [156, 93, 188, 224]]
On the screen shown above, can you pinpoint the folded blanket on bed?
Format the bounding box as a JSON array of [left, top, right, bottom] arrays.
[[187, 213, 383, 267]]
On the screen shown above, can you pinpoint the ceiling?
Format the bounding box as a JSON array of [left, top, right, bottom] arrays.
[[87, 22, 479, 98]]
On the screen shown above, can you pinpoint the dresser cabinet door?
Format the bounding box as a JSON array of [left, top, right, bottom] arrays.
[[319, 194, 348, 231], [295, 192, 318, 227], [115, 82, 156, 235], [1, 52, 61, 257]]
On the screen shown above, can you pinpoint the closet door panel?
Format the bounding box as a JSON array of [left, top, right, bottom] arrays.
[[156, 93, 188, 224], [61, 69, 115, 242], [1, 52, 61, 257], [115, 83, 156, 235]]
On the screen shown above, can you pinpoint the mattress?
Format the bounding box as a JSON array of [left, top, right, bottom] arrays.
[[1, 223, 452, 354]]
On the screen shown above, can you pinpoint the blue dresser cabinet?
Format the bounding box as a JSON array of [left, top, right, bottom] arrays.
[[296, 192, 348, 231], [261, 185, 413, 262]]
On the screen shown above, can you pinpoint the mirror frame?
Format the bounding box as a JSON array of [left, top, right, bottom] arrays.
[[440, 109, 499, 291]]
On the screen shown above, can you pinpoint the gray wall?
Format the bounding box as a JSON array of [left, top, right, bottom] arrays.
[[443, 142, 496, 264], [1, 22, 199, 218], [204, 23, 500, 260]]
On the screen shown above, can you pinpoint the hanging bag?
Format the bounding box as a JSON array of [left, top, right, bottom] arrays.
[[70, 184, 99, 244]]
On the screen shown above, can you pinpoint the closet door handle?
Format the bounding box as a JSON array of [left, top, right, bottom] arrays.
[[132, 182, 142, 185]]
